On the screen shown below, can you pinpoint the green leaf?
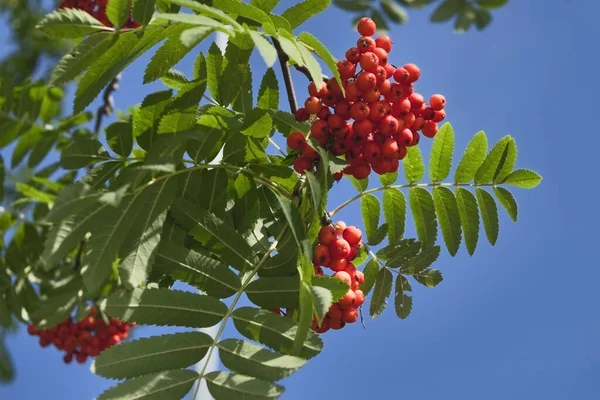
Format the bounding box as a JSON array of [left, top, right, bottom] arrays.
[[219, 37, 253, 107], [205, 371, 284, 399], [502, 169, 542, 189], [455, 188, 479, 255], [281, 0, 331, 28], [105, 287, 227, 327], [206, 42, 223, 102], [214, 0, 272, 24], [269, 110, 310, 135], [379, 170, 398, 186], [360, 259, 380, 296], [0, 155, 4, 203], [107, 0, 132, 28], [74, 26, 167, 113], [402, 245, 441, 274], [477, 0, 508, 10], [454, 131, 488, 184], [297, 32, 344, 93], [432, 187, 461, 256], [273, 195, 312, 261], [367, 223, 388, 246], [60, 138, 110, 169], [257, 68, 279, 110], [246, 276, 300, 309], [347, 175, 368, 192], [429, 122, 455, 182], [161, 69, 189, 89], [105, 121, 134, 158], [170, 198, 258, 270], [167, 0, 242, 28], [381, 0, 408, 23], [383, 239, 421, 268], [312, 275, 348, 303], [430, 0, 459, 22], [361, 194, 380, 242], [370, 8, 390, 33], [248, 30, 277, 68], [155, 242, 241, 298], [241, 109, 273, 138], [251, 0, 280, 13], [474, 8, 492, 30], [409, 187, 437, 249], [96, 370, 198, 400], [30, 288, 79, 329], [474, 135, 516, 184], [369, 267, 393, 319], [118, 178, 178, 289], [297, 41, 323, 85], [404, 146, 425, 183], [333, 0, 370, 11], [383, 189, 406, 244], [92, 331, 211, 379], [394, 274, 412, 319], [494, 186, 518, 222], [133, 0, 156, 25], [36, 8, 113, 38], [476, 188, 499, 246], [15, 183, 55, 204], [0, 340, 14, 383], [135, 90, 174, 151], [218, 339, 306, 382], [232, 307, 323, 359], [413, 269, 443, 287]]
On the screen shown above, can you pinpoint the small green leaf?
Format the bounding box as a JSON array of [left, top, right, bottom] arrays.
[[218, 339, 306, 382], [429, 122, 455, 182], [494, 186, 518, 222], [404, 146, 425, 183], [413, 269, 443, 287], [455, 188, 479, 256], [105, 120, 133, 158], [248, 30, 277, 67], [409, 187, 437, 249], [297, 32, 344, 94], [379, 170, 398, 186], [232, 307, 323, 359], [381, 0, 408, 23], [246, 276, 300, 309], [474, 135, 516, 184], [60, 138, 110, 169], [257, 68, 279, 110], [347, 175, 368, 192], [474, 8, 492, 30], [383, 239, 421, 268], [454, 131, 488, 184], [360, 259, 379, 296], [134, 90, 173, 151], [213, 0, 273, 24], [251, 0, 279, 13], [369, 267, 393, 319], [402, 246, 441, 274], [241, 109, 273, 138], [107, 0, 133, 28], [383, 189, 406, 244], [36, 8, 113, 38], [433, 187, 461, 256], [281, 0, 331, 28], [477, 0, 508, 10], [394, 274, 412, 319], [502, 169, 543, 189], [476, 188, 499, 246], [333, 0, 370, 11], [0, 155, 4, 202], [205, 371, 284, 399], [92, 331, 212, 379], [104, 288, 228, 328], [430, 0, 459, 22], [367, 224, 388, 246], [133, 0, 156, 25], [96, 370, 198, 400], [361, 194, 381, 242], [206, 42, 223, 102]]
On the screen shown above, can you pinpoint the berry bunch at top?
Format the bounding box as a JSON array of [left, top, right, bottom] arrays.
[[293, 17, 447, 180], [58, 0, 140, 29], [311, 222, 366, 333], [27, 307, 134, 364]]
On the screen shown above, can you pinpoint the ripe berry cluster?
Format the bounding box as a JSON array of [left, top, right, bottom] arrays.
[[292, 17, 447, 179], [58, 0, 140, 29], [311, 221, 366, 333], [27, 307, 134, 364]]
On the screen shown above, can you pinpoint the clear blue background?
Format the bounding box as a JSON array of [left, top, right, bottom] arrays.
[[2, 1, 600, 399]]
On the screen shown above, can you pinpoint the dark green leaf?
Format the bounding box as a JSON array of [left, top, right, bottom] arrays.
[[135, 90, 173, 151], [60, 138, 110, 169], [494, 186, 518, 222], [381, 0, 408, 23], [394, 274, 412, 319], [383, 189, 406, 244], [133, 0, 156, 25], [257, 69, 279, 110], [205, 371, 284, 399], [333, 0, 370, 11], [502, 169, 543, 189], [477, 0, 508, 10], [367, 223, 388, 246], [476, 188, 499, 246], [96, 370, 198, 400], [432, 187, 461, 256], [429, 122, 455, 182], [360, 259, 380, 296], [93, 331, 211, 379], [104, 287, 227, 328], [474, 8, 492, 30], [474, 135, 516, 184], [369, 267, 393, 319], [269, 110, 310, 135], [246, 276, 300, 309], [383, 239, 421, 268], [206, 42, 223, 102], [409, 187, 437, 249], [107, 0, 132, 28], [402, 246, 441, 274], [430, 0, 459, 22], [218, 339, 306, 382], [413, 269, 443, 287], [232, 307, 323, 359], [219, 37, 253, 106], [455, 188, 479, 256], [36, 8, 113, 38], [404, 146, 425, 183], [454, 131, 488, 184], [241, 109, 273, 138], [281, 0, 331, 29], [105, 120, 133, 158], [361, 194, 380, 242]]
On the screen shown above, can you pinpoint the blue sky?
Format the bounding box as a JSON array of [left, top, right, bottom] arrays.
[[2, 1, 600, 399]]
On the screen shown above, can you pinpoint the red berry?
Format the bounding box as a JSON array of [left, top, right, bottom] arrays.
[[372, 47, 388, 65], [343, 227, 363, 246], [403, 63, 421, 83], [375, 35, 392, 52], [395, 128, 414, 147], [338, 289, 356, 309], [421, 121, 439, 138], [412, 116, 425, 131], [393, 67, 410, 84], [287, 131, 305, 151], [352, 162, 371, 179], [304, 96, 321, 114], [328, 304, 343, 321], [308, 81, 325, 98], [330, 238, 351, 260], [337, 60, 356, 79], [378, 115, 400, 136], [317, 106, 331, 120], [342, 308, 359, 323], [355, 271, 365, 285], [329, 258, 348, 272], [75, 352, 88, 364], [313, 244, 331, 266], [295, 107, 310, 122], [409, 131, 421, 147], [359, 52, 379, 73], [353, 289, 365, 307], [381, 138, 399, 158], [409, 93, 425, 109], [356, 36, 376, 53], [432, 109, 446, 123], [430, 94, 446, 111], [345, 47, 361, 63], [349, 102, 370, 121], [356, 71, 377, 91], [293, 156, 313, 174], [357, 17, 376, 36], [334, 221, 347, 235], [318, 226, 337, 246]]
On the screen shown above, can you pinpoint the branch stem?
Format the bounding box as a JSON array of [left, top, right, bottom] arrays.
[[272, 38, 299, 114]]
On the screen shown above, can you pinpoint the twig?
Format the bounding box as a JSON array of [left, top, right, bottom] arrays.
[[271, 38, 301, 114], [74, 75, 121, 270]]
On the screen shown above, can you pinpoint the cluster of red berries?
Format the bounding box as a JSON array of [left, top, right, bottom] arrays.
[[58, 0, 140, 28], [291, 17, 447, 179], [27, 307, 134, 364], [310, 221, 366, 333]]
